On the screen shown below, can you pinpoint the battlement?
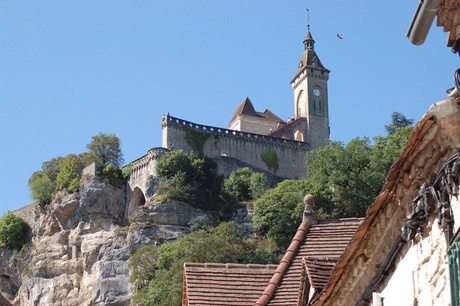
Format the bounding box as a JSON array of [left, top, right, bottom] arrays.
[[127, 147, 169, 175], [162, 115, 309, 179], [163, 115, 310, 150]]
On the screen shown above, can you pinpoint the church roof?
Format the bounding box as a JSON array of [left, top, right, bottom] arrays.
[[292, 29, 329, 82], [182, 262, 278, 306], [228, 97, 285, 127], [269, 117, 306, 138]]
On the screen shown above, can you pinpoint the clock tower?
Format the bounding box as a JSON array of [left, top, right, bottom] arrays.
[[290, 26, 330, 149]]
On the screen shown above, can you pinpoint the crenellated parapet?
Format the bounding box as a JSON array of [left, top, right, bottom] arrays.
[[124, 147, 169, 206], [162, 114, 310, 150], [128, 147, 169, 176], [162, 114, 310, 179]]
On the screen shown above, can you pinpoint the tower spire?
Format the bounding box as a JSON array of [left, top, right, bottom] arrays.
[[304, 9, 315, 51]]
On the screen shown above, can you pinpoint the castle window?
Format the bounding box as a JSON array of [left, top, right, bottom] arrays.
[[319, 101, 322, 111], [294, 130, 304, 142], [313, 101, 316, 110]]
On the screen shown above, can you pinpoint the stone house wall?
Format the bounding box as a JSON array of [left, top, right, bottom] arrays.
[[316, 97, 460, 306]]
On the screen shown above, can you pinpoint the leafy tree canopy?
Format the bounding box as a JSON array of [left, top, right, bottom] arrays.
[[384, 112, 414, 135], [0, 212, 30, 250], [86, 132, 124, 168], [222, 167, 267, 202], [129, 222, 278, 306], [56, 154, 83, 192], [155, 150, 223, 210], [29, 133, 124, 204], [253, 123, 413, 248], [253, 179, 308, 248], [305, 126, 412, 219]]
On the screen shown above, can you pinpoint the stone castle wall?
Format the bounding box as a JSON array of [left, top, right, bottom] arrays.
[[161, 115, 309, 179], [124, 147, 169, 201]]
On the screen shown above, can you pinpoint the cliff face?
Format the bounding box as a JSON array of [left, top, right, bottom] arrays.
[[0, 174, 209, 306]]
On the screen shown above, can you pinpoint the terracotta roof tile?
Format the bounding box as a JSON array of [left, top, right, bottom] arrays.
[[304, 257, 337, 289], [255, 217, 362, 306], [183, 262, 278, 306]]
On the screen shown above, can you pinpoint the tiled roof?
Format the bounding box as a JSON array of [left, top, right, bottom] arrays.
[[228, 97, 285, 128], [304, 257, 337, 289], [183, 262, 278, 306], [269, 117, 306, 137], [255, 217, 363, 306]]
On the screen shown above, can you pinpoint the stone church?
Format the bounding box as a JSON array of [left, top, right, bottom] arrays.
[[227, 26, 330, 149], [160, 26, 330, 180]]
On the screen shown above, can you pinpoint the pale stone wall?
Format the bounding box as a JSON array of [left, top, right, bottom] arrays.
[[161, 115, 309, 179], [124, 147, 168, 218], [380, 213, 453, 306], [232, 114, 284, 136]]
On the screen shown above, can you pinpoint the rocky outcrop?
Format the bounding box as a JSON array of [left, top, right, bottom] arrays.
[[0, 174, 211, 305]]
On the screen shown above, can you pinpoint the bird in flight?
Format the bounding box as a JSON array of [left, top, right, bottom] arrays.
[[337, 33, 343, 39]]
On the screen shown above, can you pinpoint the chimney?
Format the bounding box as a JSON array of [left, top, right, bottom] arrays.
[[303, 194, 318, 225]]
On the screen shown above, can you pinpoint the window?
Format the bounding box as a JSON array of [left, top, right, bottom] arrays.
[[448, 232, 460, 306]]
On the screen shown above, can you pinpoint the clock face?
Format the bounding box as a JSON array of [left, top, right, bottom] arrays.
[[313, 88, 321, 97]]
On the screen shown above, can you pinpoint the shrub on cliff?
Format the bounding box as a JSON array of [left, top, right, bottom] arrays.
[[28, 133, 125, 204], [0, 212, 30, 250], [222, 167, 267, 202], [56, 154, 83, 192], [155, 150, 223, 210]]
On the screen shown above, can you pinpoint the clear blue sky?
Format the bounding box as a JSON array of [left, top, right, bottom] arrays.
[[0, 1, 457, 216]]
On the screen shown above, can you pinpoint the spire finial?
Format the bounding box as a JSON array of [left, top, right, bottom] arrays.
[[306, 8, 310, 31]]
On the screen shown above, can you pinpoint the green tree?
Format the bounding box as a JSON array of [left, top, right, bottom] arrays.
[[370, 126, 414, 187], [42, 157, 64, 181], [155, 150, 222, 210], [129, 222, 278, 305], [56, 154, 83, 192], [0, 212, 29, 250], [253, 180, 308, 248], [252, 123, 413, 249], [304, 138, 379, 218], [222, 167, 267, 202], [86, 132, 124, 168], [384, 112, 414, 135], [28, 171, 56, 204]]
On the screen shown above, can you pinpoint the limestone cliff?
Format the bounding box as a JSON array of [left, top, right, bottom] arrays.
[[0, 173, 209, 306]]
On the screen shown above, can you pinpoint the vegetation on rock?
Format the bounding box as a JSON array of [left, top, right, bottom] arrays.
[[155, 150, 223, 210], [129, 222, 278, 306], [28, 132, 125, 204], [0, 212, 29, 250], [86, 132, 124, 168]]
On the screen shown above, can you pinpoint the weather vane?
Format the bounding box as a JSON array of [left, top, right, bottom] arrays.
[[306, 8, 310, 31]]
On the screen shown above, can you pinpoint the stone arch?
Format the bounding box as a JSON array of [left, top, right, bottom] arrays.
[[127, 187, 146, 219]]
